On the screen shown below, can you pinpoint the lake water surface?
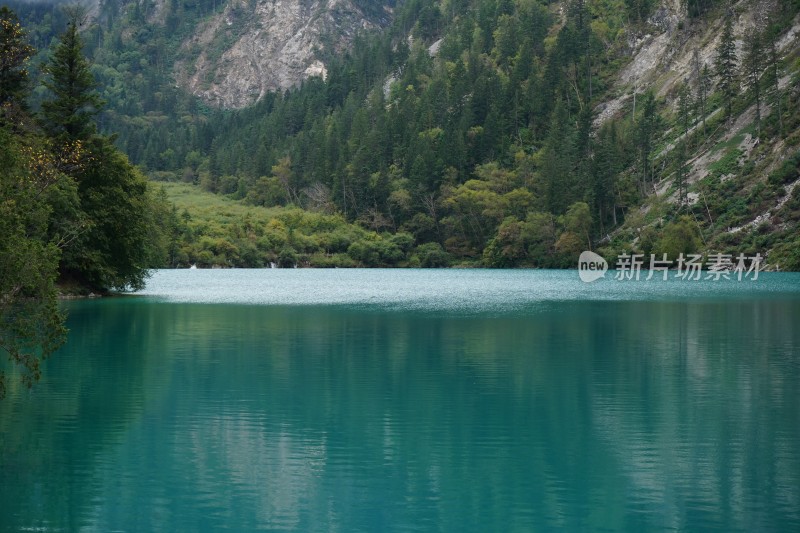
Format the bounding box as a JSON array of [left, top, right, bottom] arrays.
[[2, 269, 800, 531]]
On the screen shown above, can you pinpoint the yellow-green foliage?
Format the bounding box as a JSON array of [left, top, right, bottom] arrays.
[[160, 182, 419, 268]]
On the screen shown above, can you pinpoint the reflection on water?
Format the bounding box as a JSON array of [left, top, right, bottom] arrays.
[[1, 271, 799, 531]]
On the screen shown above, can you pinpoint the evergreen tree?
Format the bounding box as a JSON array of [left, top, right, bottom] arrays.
[[540, 99, 575, 214], [626, 0, 653, 24], [677, 81, 693, 140], [37, 8, 155, 290], [714, 16, 738, 121], [696, 63, 711, 137], [685, 0, 714, 19], [762, 15, 783, 136], [636, 91, 659, 191], [674, 139, 689, 209], [40, 8, 103, 140], [742, 28, 764, 134], [674, 82, 692, 208]]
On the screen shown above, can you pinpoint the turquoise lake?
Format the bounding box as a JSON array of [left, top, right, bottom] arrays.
[[1, 269, 799, 531]]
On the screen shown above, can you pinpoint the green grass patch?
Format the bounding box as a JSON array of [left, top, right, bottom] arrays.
[[708, 148, 743, 178], [156, 182, 429, 268]]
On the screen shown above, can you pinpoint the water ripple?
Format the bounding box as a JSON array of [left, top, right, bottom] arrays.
[[135, 269, 800, 312]]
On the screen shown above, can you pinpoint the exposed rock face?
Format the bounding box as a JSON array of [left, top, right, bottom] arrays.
[[596, 0, 799, 126], [175, 0, 391, 109]]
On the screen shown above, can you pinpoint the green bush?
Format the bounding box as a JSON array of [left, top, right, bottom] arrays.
[[347, 236, 404, 266], [307, 253, 357, 268], [277, 247, 298, 268], [414, 242, 451, 268], [769, 237, 800, 271], [654, 216, 702, 261], [768, 151, 800, 187]]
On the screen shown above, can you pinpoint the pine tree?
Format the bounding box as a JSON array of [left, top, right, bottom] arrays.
[[626, 0, 653, 24], [40, 8, 104, 140], [685, 0, 714, 19], [742, 28, 764, 134], [636, 91, 659, 191], [762, 14, 784, 137], [674, 139, 689, 209], [591, 123, 620, 232], [714, 16, 738, 121], [697, 63, 711, 137], [677, 82, 692, 140], [674, 82, 692, 208], [540, 99, 575, 214]]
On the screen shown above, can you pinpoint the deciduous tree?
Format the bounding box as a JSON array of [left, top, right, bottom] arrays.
[[0, 129, 66, 399], [0, 6, 34, 116]]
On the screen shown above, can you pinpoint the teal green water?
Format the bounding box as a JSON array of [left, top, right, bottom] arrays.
[[1, 270, 800, 531]]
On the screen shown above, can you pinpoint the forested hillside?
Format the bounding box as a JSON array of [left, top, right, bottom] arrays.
[[7, 0, 800, 269]]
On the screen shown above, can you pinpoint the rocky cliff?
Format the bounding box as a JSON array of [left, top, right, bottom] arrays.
[[173, 0, 392, 108]]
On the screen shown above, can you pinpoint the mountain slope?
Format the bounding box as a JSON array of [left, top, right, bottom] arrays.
[[9, 0, 800, 269], [600, 0, 800, 269]]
